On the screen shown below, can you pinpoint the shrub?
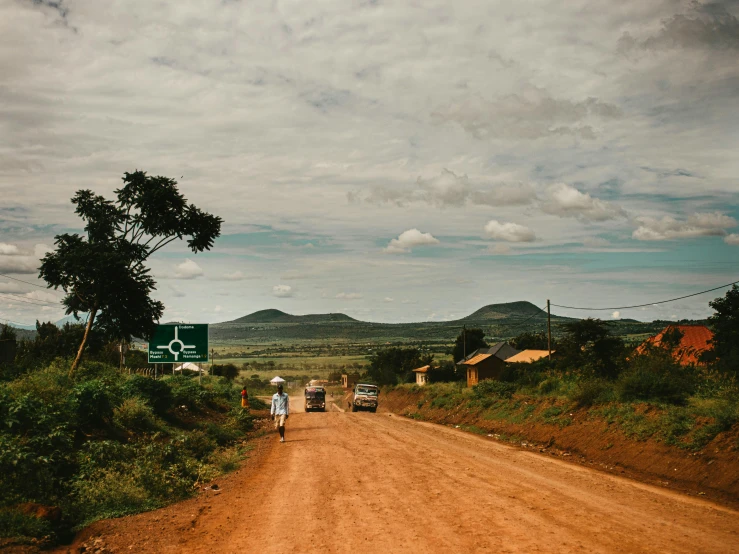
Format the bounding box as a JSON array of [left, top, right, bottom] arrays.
[[209, 446, 242, 473], [538, 377, 561, 395], [121, 375, 172, 415], [570, 379, 613, 407], [0, 509, 53, 541], [72, 379, 118, 427], [168, 376, 211, 409], [617, 351, 696, 405], [181, 430, 218, 458], [473, 380, 517, 399], [113, 398, 158, 432]]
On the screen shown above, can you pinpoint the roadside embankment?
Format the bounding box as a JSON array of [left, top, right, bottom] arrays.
[[379, 384, 739, 508]]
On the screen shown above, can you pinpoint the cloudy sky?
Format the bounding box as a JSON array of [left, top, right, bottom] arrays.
[[1, 0, 738, 326]]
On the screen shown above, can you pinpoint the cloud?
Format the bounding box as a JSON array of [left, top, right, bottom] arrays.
[[34, 244, 52, 258], [582, 237, 611, 248], [632, 212, 737, 241], [435, 86, 622, 140], [336, 292, 363, 300], [383, 297, 394, 303], [272, 285, 293, 298], [363, 169, 537, 209], [543, 184, 626, 222], [725, 234, 739, 245], [0, 256, 38, 274], [168, 285, 186, 298], [484, 220, 535, 243], [384, 229, 440, 254], [619, 4, 739, 52], [216, 271, 261, 281], [174, 259, 204, 279], [487, 244, 512, 255], [612, 311, 621, 319], [0, 243, 19, 255]]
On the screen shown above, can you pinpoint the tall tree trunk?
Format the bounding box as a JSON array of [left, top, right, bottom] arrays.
[[69, 306, 98, 377]]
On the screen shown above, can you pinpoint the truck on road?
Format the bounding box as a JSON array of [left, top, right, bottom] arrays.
[[350, 383, 379, 412], [304, 386, 326, 412]]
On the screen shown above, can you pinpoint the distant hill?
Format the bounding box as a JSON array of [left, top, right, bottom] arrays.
[[222, 309, 358, 325], [458, 301, 549, 322]]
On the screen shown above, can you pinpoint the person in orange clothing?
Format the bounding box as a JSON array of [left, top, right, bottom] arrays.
[[241, 385, 249, 409]]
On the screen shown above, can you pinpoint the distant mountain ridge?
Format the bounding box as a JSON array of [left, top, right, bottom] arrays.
[[222, 309, 358, 325], [217, 301, 561, 326]]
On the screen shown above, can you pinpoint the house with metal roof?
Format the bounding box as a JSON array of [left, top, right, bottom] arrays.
[[505, 350, 553, 364], [412, 365, 430, 386], [636, 325, 714, 366], [457, 343, 520, 387]]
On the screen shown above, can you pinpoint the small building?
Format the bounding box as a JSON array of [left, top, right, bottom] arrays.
[[505, 350, 553, 364], [174, 362, 205, 374], [342, 373, 359, 388], [412, 365, 430, 386], [457, 343, 520, 387], [636, 325, 714, 366]]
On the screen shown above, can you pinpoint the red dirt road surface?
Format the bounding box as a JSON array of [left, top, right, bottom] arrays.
[[62, 396, 739, 553]]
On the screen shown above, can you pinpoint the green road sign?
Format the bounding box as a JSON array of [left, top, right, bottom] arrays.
[[148, 324, 209, 363]]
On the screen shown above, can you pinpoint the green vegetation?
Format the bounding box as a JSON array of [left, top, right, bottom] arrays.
[[0, 360, 255, 547]]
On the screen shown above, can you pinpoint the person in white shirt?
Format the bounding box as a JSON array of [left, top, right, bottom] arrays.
[[270, 384, 290, 443]]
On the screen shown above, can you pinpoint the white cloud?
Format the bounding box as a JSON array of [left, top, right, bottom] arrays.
[[484, 220, 536, 243], [582, 237, 611, 248], [272, 285, 293, 298], [632, 212, 737, 241], [173, 259, 204, 279], [384, 229, 440, 254], [612, 311, 621, 319], [487, 244, 512, 255], [543, 184, 626, 222], [336, 292, 363, 300], [34, 244, 52, 258], [214, 305, 223, 313], [0, 243, 19, 255], [364, 169, 537, 209], [383, 297, 394, 303], [218, 271, 260, 281], [0, 256, 37, 274], [725, 234, 739, 245]]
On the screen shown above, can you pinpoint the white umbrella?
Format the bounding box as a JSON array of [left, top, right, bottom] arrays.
[[270, 376, 286, 385]]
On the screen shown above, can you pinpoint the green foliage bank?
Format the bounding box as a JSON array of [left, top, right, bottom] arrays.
[[0, 360, 257, 547]]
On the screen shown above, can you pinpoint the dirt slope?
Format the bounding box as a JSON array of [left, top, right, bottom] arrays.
[[57, 396, 739, 553]]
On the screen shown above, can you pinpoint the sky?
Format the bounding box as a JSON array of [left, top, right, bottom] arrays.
[[1, 0, 738, 326]]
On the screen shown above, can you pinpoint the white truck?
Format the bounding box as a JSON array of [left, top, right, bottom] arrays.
[[350, 383, 379, 412]]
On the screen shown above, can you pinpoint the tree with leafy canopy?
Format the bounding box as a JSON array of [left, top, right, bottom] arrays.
[[704, 284, 739, 373], [558, 318, 625, 379], [39, 171, 222, 375], [510, 331, 552, 351], [451, 327, 488, 363], [366, 347, 432, 385]]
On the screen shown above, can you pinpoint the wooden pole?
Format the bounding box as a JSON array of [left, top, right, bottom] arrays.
[[547, 299, 552, 362]]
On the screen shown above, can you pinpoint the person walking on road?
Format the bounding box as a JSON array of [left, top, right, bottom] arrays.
[[241, 386, 249, 409], [271, 384, 289, 443]]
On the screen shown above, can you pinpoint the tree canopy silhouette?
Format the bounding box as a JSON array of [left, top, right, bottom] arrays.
[[39, 171, 222, 374]]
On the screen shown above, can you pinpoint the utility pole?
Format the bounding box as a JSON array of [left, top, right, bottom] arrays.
[[547, 299, 552, 362], [463, 325, 466, 360]]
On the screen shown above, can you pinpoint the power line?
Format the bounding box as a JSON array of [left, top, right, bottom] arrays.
[[551, 279, 739, 311], [0, 292, 57, 307], [0, 290, 60, 305], [0, 273, 48, 289]]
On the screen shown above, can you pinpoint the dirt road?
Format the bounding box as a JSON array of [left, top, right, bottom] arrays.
[[67, 396, 739, 553]]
